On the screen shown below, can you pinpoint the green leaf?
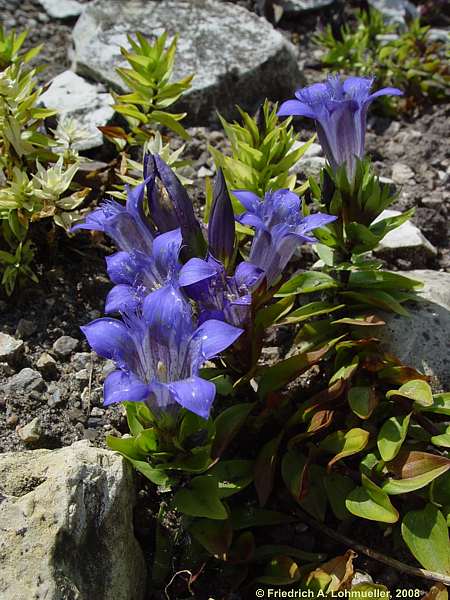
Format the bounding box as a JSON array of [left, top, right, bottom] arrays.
[[431, 428, 450, 448], [275, 271, 338, 297], [135, 428, 158, 454], [377, 413, 411, 461], [188, 518, 232, 556], [254, 433, 283, 506], [386, 379, 433, 407], [230, 507, 295, 530], [348, 386, 378, 419], [402, 504, 450, 574], [340, 290, 409, 316], [280, 301, 345, 325], [324, 473, 355, 520], [253, 544, 325, 563], [173, 476, 228, 520], [257, 555, 301, 585], [258, 342, 336, 399], [212, 403, 253, 458], [255, 296, 294, 329], [320, 428, 370, 467], [383, 451, 450, 495], [129, 458, 171, 486], [346, 475, 399, 524], [348, 270, 422, 291], [421, 393, 450, 416], [207, 459, 254, 498], [106, 434, 145, 460]]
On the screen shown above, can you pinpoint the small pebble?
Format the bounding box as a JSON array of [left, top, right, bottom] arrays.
[[75, 369, 90, 382], [52, 335, 79, 357], [0, 333, 24, 364], [36, 352, 58, 377], [17, 417, 42, 444], [72, 352, 92, 370]]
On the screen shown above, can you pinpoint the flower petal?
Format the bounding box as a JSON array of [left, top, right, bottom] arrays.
[[105, 284, 140, 314], [153, 228, 182, 278], [234, 261, 265, 289], [168, 376, 216, 419], [194, 319, 243, 360], [179, 257, 219, 288], [104, 370, 150, 405], [143, 284, 193, 342], [278, 99, 317, 119], [298, 212, 337, 234], [232, 190, 261, 213], [368, 87, 403, 101], [81, 318, 136, 369]]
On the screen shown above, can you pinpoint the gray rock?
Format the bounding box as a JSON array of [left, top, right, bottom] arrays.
[[75, 368, 90, 382], [72, 351, 93, 370], [377, 270, 450, 391], [6, 368, 45, 394], [37, 0, 83, 19], [47, 384, 64, 407], [17, 417, 42, 444], [40, 70, 114, 151], [37, 352, 58, 377], [15, 318, 37, 339], [0, 441, 146, 600], [0, 332, 24, 364], [373, 209, 437, 262], [282, 0, 334, 16], [367, 0, 419, 25], [391, 162, 415, 185], [296, 155, 326, 177], [52, 335, 79, 357], [72, 0, 302, 125], [428, 29, 450, 43]]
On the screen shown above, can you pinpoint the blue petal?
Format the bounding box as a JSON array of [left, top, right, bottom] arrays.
[[237, 213, 265, 230], [105, 284, 140, 314], [81, 318, 136, 369], [234, 261, 265, 289], [298, 212, 337, 233], [193, 319, 243, 360], [153, 228, 182, 278], [179, 257, 219, 287], [143, 284, 193, 342], [368, 87, 403, 101], [104, 370, 150, 405], [278, 99, 317, 119], [168, 376, 216, 419], [232, 190, 261, 213], [106, 251, 142, 285]]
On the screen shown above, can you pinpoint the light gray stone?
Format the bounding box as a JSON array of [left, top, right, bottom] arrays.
[[72, 351, 93, 370], [6, 368, 45, 394], [37, 0, 83, 19], [17, 417, 42, 444], [72, 0, 302, 125], [36, 352, 57, 377], [15, 318, 37, 339], [374, 209, 437, 259], [391, 162, 415, 185], [0, 332, 24, 363], [40, 70, 114, 151], [296, 155, 326, 177], [282, 0, 334, 15], [0, 441, 146, 600], [52, 335, 79, 357], [377, 270, 450, 391], [367, 0, 419, 25]]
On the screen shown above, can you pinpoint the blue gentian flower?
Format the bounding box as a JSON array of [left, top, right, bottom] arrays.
[[72, 180, 153, 254], [233, 189, 337, 286], [179, 255, 264, 328], [104, 228, 183, 314], [81, 285, 243, 419], [208, 169, 235, 269], [145, 154, 207, 258], [278, 76, 403, 179]]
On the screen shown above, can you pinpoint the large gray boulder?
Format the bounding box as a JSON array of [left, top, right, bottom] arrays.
[[378, 270, 450, 391], [72, 0, 302, 125], [0, 441, 146, 600]]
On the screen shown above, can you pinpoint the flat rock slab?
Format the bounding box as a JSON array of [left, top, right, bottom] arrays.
[[40, 71, 114, 151], [367, 0, 419, 25], [0, 441, 146, 600], [282, 0, 334, 16], [376, 270, 450, 391], [72, 0, 302, 125], [37, 0, 83, 19]]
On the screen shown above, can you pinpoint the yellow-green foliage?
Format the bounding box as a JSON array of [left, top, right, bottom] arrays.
[[209, 100, 314, 210]]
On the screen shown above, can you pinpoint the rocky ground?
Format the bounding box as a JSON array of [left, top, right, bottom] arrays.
[[0, 0, 449, 598]]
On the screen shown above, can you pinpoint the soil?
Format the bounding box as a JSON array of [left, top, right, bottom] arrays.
[[0, 0, 449, 598]]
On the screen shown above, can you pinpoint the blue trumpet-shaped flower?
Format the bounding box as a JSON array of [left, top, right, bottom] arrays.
[[208, 169, 235, 269], [179, 255, 264, 328], [104, 228, 183, 314], [72, 180, 153, 254], [233, 189, 336, 286], [278, 76, 402, 179], [81, 285, 243, 419]]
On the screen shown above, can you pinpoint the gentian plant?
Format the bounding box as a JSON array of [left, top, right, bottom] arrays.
[[75, 74, 450, 595]]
